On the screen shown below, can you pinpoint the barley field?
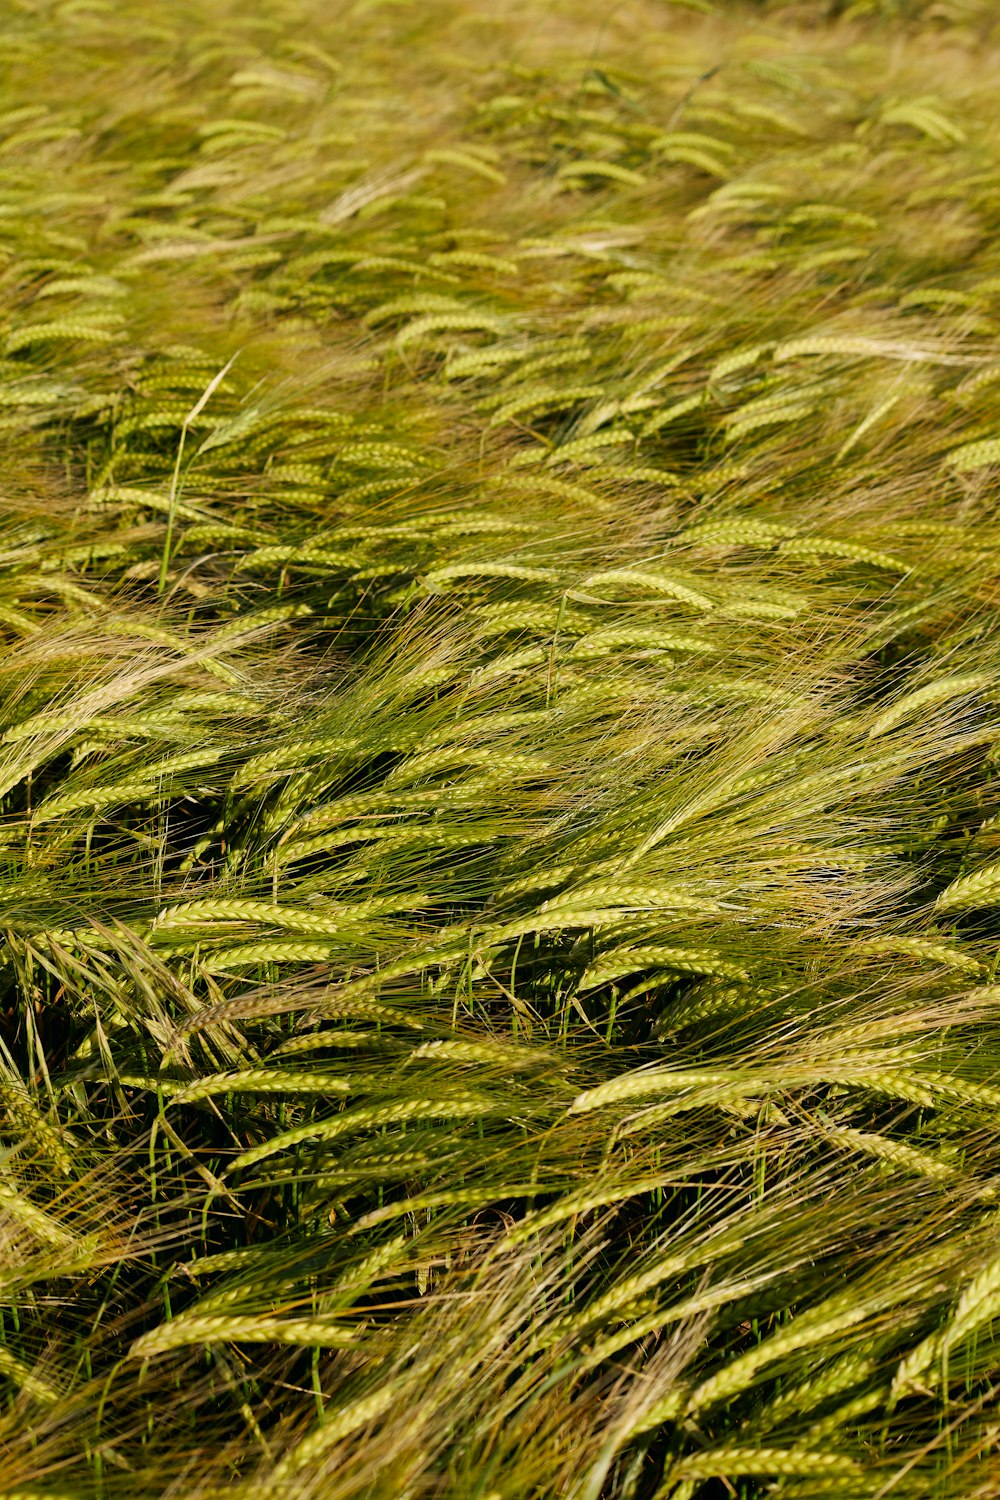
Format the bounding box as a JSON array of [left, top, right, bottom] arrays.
[[3, 0, 1000, 1494]]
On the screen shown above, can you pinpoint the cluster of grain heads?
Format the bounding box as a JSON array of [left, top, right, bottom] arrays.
[[3, 0, 1000, 1493]]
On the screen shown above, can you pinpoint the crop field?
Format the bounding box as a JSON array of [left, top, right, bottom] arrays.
[[4, 0, 1000, 1494]]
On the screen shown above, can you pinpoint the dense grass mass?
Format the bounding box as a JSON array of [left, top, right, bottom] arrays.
[[5, 0, 1000, 1493]]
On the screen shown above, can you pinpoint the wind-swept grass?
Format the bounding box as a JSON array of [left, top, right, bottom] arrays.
[[4, 0, 1000, 1494]]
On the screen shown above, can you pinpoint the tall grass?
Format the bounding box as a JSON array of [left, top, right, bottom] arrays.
[[3, 0, 1000, 1493]]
